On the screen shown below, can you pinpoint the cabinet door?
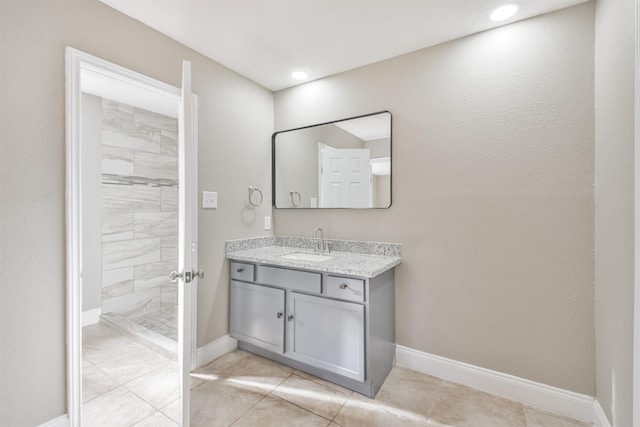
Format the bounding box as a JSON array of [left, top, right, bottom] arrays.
[[230, 280, 285, 353], [286, 292, 365, 381]]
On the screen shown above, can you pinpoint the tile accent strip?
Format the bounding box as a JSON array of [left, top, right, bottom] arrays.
[[102, 173, 178, 188]]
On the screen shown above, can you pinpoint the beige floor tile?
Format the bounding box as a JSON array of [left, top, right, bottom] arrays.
[[272, 374, 351, 420], [162, 377, 267, 426], [334, 393, 429, 427], [158, 398, 180, 423], [133, 410, 179, 426], [524, 407, 591, 427], [82, 386, 156, 427], [83, 322, 120, 341], [293, 369, 356, 396], [192, 350, 252, 382], [82, 326, 590, 427], [375, 367, 443, 417], [85, 333, 174, 384], [82, 358, 118, 403], [83, 323, 138, 356], [125, 362, 204, 409], [221, 353, 294, 394], [333, 366, 443, 427], [428, 382, 526, 427], [231, 395, 331, 427]]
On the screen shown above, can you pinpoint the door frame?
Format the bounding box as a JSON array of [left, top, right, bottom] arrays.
[[635, 0, 640, 423], [64, 47, 198, 426]]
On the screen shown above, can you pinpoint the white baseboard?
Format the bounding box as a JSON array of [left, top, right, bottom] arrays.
[[196, 334, 237, 368], [38, 414, 69, 427], [395, 345, 594, 424], [593, 399, 612, 427], [82, 308, 101, 327]]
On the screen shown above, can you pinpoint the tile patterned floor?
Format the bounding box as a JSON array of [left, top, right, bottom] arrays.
[[82, 323, 592, 427]]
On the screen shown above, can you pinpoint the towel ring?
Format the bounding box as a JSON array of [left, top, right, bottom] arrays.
[[248, 186, 263, 207], [290, 190, 301, 207]]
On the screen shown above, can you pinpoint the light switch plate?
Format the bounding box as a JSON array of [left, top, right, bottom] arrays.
[[202, 191, 218, 209], [264, 216, 272, 231]]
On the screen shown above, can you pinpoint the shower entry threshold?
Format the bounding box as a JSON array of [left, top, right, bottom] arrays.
[[101, 312, 178, 361]]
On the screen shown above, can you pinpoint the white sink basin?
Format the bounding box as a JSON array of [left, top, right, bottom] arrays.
[[280, 252, 334, 263]]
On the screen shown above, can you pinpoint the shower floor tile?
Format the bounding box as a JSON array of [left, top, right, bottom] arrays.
[[129, 306, 178, 341]]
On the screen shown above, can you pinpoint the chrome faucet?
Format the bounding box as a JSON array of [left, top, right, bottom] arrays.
[[313, 227, 329, 253]]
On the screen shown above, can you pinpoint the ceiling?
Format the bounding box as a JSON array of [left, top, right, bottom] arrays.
[[334, 112, 390, 141], [100, 0, 589, 92]]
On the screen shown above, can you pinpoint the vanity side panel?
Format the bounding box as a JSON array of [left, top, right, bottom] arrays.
[[368, 268, 396, 395]]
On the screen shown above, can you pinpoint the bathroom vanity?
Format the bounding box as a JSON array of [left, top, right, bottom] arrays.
[[225, 236, 401, 397]]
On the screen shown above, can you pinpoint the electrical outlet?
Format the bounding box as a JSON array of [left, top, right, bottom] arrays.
[[202, 191, 217, 209], [264, 216, 272, 231]]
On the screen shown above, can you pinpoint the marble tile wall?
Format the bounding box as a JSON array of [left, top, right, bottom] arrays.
[[100, 98, 179, 320]]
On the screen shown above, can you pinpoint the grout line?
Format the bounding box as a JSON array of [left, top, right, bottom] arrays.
[[122, 384, 168, 413], [269, 372, 351, 425], [265, 392, 335, 424], [81, 384, 125, 405], [132, 410, 177, 427], [423, 375, 447, 421], [188, 377, 208, 393], [330, 399, 349, 425], [227, 392, 271, 426]]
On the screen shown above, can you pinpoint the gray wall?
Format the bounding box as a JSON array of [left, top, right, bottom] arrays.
[[274, 3, 595, 395], [0, 1, 273, 425], [594, 0, 635, 425]]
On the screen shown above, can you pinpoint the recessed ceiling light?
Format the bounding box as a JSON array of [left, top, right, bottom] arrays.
[[489, 3, 519, 22], [291, 71, 309, 81]]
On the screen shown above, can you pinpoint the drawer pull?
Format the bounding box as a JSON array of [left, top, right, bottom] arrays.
[[277, 312, 283, 319], [236, 268, 244, 273], [339, 283, 348, 289], [287, 315, 294, 321]]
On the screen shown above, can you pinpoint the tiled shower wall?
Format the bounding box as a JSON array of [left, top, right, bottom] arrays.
[[99, 99, 179, 318]]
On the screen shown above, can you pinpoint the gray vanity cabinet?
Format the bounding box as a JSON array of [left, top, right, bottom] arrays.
[[286, 292, 365, 381], [228, 260, 395, 398]]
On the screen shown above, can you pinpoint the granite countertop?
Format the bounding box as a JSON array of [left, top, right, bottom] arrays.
[[225, 236, 402, 278]]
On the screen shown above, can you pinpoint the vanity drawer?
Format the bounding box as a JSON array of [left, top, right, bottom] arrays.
[[231, 262, 255, 282], [326, 276, 365, 303], [257, 265, 321, 294]]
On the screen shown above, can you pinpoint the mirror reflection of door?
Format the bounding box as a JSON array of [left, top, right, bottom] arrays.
[[273, 111, 391, 209], [318, 144, 371, 208]]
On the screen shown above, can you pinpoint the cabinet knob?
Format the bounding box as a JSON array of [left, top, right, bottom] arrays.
[[287, 315, 294, 321], [236, 268, 244, 273], [277, 312, 283, 319], [339, 283, 348, 289]]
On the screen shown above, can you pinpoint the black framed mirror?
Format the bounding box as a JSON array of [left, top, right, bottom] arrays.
[[272, 111, 392, 209]]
